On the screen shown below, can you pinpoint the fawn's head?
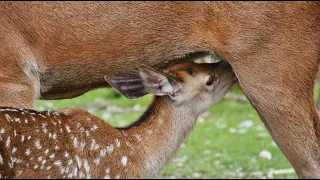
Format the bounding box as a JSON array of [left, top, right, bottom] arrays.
[[106, 61, 235, 114]]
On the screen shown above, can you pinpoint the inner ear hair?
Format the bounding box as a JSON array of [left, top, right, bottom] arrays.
[[104, 75, 148, 100]]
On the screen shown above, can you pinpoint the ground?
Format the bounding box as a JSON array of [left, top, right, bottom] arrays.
[[36, 83, 317, 179]]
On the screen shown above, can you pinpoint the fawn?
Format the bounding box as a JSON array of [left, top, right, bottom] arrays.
[[0, 61, 235, 179]]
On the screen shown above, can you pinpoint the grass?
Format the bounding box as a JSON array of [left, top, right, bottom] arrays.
[[36, 83, 320, 179]]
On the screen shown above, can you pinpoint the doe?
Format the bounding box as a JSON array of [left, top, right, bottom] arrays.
[[0, 61, 235, 179]]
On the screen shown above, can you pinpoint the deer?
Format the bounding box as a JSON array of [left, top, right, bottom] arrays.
[[0, 61, 235, 179], [0, 2, 319, 178]]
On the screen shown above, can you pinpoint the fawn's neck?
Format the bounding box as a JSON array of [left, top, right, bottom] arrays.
[[122, 96, 199, 178]]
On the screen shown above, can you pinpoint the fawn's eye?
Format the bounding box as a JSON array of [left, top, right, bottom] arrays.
[[206, 74, 215, 86]]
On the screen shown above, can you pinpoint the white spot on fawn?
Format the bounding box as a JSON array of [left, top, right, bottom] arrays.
[[158, 118, 164, 125], [54, 160, 63, 166], [121, 156, 128, 166], [94, 157, 100, 165], [8, 160, 14, 168], [79, 171, 85, 178], [107, 145, 114, 153], [35, 140, 42, 149], [84, 159, 90, 179], [121, 130, 128, 137], [75, 155, 81, 168], [65, 125, 71, 133], [14, 118, 21, 123], [21, 135, 25, 143], [5, 114, 12, 122], [116, 139, 121, 147], [0, 154, 3, 165], [0, 128, 5, 134], [80, 127, 85, 133], [133, 134, 142, 141], [90, 139, 99, 150], [104, 168, 111, 179], [6, 136, 11, 148], [65, 152, 69, 158], [80, 142, 86, 151], [17, 170, 23, 177], [67, 159, 73, 166], [71, 167, 78, 178], [12, 147, 17, 154], [52, 133, 57, 139], [104, 175, 111, 179], [16, 158, 23, 164], [106, 168, 110, 174], [45, 149, 49, 155], [91, 125, 98, 131], [49, 153, 55, 159], [25, 148, 31, 156], [100, 149, 107, 157], [73, 137, 78, 148]]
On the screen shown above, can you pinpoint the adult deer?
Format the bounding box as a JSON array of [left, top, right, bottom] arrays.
[[0, 62, 235, 179], [0, 2, 319, 178]]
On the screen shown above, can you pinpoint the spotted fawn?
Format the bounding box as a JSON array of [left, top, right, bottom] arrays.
[[0, 61, 235, 179]]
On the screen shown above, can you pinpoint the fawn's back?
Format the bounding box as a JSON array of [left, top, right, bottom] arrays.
[[0, 108, 140, 179]]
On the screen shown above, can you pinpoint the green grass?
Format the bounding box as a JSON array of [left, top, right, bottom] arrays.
[[35, 83, 319, 179]]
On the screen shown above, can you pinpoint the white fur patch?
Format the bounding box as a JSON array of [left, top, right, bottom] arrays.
[[121, 156, 128, 167], [5, 137, 10, 148], [25, 148, 31, 156], [21, 56, 43, 99], [106, 145, 114, 153], [116, 139, 121, 147], [133, 134, 142, 142]]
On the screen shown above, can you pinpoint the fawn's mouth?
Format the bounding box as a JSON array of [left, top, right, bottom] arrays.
[[192, 52, 238, 83]]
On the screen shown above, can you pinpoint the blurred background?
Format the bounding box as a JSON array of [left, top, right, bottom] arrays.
[[36, 66, 320, 179]]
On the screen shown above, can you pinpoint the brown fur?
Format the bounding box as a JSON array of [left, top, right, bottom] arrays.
[[0, 2, 319, 178]]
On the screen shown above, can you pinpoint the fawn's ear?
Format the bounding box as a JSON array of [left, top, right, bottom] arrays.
[[138, 65, 182, 96], [104, 76, 149, 99]]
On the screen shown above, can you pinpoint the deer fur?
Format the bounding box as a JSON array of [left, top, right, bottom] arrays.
[[0, 2, 319, 178], [0, 62, 235, 179]]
